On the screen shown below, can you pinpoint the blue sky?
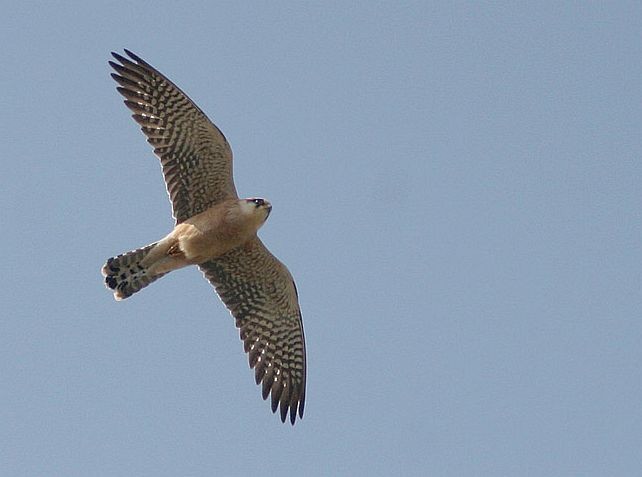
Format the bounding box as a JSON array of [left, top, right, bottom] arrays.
[[1, 2, 641, 475]]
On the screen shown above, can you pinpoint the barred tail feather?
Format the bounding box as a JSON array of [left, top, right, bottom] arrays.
[[102, 243, 166, 300]]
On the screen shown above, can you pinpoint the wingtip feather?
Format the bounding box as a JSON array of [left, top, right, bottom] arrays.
[[124, 49, 146, 65], [111, 51, 126, 63]]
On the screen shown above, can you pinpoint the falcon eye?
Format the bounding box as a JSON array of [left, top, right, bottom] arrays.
[[252, 198, 265, 207]]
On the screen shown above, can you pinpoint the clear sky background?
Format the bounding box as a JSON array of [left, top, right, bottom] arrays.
[[1, 2, 641, 476]]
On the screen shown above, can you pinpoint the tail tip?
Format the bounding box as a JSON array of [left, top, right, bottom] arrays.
[[102, 257, 129, 300], [105, 275, 118, 289]]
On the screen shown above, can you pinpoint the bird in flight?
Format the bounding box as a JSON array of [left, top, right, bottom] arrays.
[[102, 49, 306, 424]]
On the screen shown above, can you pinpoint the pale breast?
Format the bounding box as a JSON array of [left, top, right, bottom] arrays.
[[173, 203, 257, 263]]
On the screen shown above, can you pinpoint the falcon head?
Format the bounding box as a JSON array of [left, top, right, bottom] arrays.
[[240, 197, 272, 222]]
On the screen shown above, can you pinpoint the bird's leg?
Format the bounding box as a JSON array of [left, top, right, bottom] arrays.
[[142, 235, 190, 275], [167, 242, 184, 257]]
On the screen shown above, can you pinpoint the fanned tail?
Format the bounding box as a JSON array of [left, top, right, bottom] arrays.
[[102, 243, 166, 300]]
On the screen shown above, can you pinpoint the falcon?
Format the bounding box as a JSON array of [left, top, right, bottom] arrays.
[[101, 50, 306, 424]]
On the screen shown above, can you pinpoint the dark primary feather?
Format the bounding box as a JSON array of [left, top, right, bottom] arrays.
[[199, 238, 307, 425], [110, 49, 237, 223]]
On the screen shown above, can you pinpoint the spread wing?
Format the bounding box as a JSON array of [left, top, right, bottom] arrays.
[[199, 238, 307, 424], [110, 49, 237, 223]]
